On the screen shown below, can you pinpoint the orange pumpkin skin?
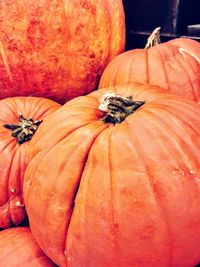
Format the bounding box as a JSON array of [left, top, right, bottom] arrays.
[[169, 38, 200, 57], [24, 83, 200, 267], [0, 227, 57, 267], [0, 97, 60, 229], [99, 38, 200, 102], [0, 0, 125, 104]]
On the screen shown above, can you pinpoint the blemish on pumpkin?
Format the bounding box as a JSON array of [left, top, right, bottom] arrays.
[[171, 167, 185, 176], [140, 225, 155, 239], [67, 256, 71, 262], [178, 169, 185, 176], [189, 169, 197, 177], [15, 201, 24, 207], [133, 198, 137, 204], [179, 48, 200, 63], [10, 188, 15, 193]]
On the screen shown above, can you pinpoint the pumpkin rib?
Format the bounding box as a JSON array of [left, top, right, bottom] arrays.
[[176, 48, 200, 101], [152, 99, 200, 137], [127, 54, 135, 86], [125, 119, 174, 265], [108, 127, 121, 265], [66, 126, 126, 266], [145, 48, 149, 84], [148, 46, 168, 89], [21, 255, 55, 267], [154, 44, 199, 101], [142, 105, 200, 170], [25, 122, 108, 266], [104, 0, 125, 62], [170, 44, 196, 101], [53, 123, 108, 265], [8, 148, 26, 227], [140, 103, 200, 155], [28, 94, 107, 159], [0, 144, 17, 228], [0, 103, 18, 123], [0, 136, 16, 155], [25, 99, 59, 121], [138, 106, 200, 205], [65, 128, 104, 264], [153, 45, 171, 91], [0, 227, 57, 266], [0, 231, 44, 262], [26, 105, 103, 171], [0, 241, 44, 263], [67, 118, 174, 266], [125, 106, 200, 264], [26, 119, 99, 173], [9, 146, 25, 226], [103, 1, 112, 62], [135, 107, 200, 263], [109, 122, 172, 265], [112, 56, 126, 89]]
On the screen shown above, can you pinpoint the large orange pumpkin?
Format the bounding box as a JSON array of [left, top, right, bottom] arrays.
[[24, 83, 200, 267], [0, 96, 60, 229], [0, 0, 125, 104], [99, 28, 200, 102], [0, 227, 57, 266]]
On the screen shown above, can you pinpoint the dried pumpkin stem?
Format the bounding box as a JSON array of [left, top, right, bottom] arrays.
[[145, 27, 161, 49], [99, 93, 145, 124], [4, 114, 42, 144]]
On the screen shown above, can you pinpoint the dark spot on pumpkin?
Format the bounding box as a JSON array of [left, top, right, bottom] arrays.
[[140, 225, 156, 239]]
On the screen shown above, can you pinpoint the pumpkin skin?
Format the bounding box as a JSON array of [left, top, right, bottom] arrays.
[[0, 97, 60, 229], [0, 0, 125, 104], [24, 83, 200, 267], [0, 227, 57, 266], [99, 37, 200, 102], [169, 38, 200, 57]]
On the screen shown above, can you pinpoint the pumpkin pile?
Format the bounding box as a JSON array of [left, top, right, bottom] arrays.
[[0, 1, 200, 267]]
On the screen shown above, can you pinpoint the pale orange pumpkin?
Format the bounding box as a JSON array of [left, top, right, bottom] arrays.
[[99, 28, 200, 102]]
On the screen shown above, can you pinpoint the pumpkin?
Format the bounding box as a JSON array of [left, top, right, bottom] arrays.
[[0, 227, 57, 266], [99, 28, 200, 102], [169, 37, 200, 57], [0, 0, 125, 104], [24, 83, 200, 267], [0, 96, 60, 229]]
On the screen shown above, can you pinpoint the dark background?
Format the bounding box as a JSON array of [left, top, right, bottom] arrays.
[[123, 0, 200, 50]]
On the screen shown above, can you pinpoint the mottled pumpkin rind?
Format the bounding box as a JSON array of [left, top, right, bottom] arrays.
[[0, 0, 125, 104]]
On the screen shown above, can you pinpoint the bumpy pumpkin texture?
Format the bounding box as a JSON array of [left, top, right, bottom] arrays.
[[0, 227, 57, 266], [99, 29, 200, 102], [0, 0, 125, 104], [0, 96, 60, 229], [24, 83, 200, 267]]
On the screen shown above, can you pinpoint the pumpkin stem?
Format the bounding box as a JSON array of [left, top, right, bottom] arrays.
[[4, 114, 42, 144], [145, 27, 161, 49], [99, 93, 145, 124]]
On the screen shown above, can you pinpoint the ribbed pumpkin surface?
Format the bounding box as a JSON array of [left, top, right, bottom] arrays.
[[99, 38, 200, 102], [24, 83, 200, 267], [0, 97, 60, 229], [0, 227, 57, 266]]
